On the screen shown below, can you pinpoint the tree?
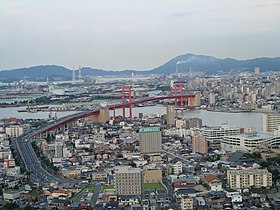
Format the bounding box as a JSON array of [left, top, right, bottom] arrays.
[[128, 162, 136, 167], [260, 161, 270, 167], [24, 205, 33, 210], [202, 183, 211, 190], [46, 133, 51, 143], [3, 202, 19, 210]]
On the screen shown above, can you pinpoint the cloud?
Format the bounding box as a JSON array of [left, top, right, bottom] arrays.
[[170, 11, 194, 17], [0, 0, 279, 70]]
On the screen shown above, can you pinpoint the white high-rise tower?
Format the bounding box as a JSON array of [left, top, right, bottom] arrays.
[[78, 66, 82, 80]]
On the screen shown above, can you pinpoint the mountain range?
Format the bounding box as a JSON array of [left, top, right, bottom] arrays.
[[1, 53, 280, 82]]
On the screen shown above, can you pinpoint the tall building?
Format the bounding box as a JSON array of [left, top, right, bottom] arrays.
[[54, 140, 63, 158], [115, 166, 144, 196], [140, 127, 162, 154], [166, 106, 175, 125], [191, 94, 201, 107], [255, 67, 260, 75], [89, 108, 109, 123], [192, 131, 208, 154], [227, 169, 272, 189], [263, 113, 280, 134], [209, 93, 216, 105]]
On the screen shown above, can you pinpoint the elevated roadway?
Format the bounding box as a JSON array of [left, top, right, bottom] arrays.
[[16, 95, 195, 186]]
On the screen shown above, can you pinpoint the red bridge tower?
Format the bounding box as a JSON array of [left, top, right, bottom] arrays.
[[122, 87, 133, 119]]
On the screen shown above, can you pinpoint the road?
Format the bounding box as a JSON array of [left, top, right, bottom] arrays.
[[16, 134, 74, 186], [91, 184, 101, 207], [15, 109, 99, 187], [163, 149, 191, 163], [72, 183, 101, 207]]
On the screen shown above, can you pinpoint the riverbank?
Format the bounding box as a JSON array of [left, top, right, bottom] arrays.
[[206, 108, 278, 114]]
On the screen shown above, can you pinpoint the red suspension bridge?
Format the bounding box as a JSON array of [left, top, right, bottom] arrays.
[[34, 83, 195, 134]]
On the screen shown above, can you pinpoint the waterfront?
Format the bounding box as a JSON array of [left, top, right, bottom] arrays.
[[114, 105, 263, 131], [0, 105, 263, 131], [0, 105, 81, 120]]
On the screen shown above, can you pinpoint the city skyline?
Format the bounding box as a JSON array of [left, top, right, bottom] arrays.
[[1, 0, 280, 70]]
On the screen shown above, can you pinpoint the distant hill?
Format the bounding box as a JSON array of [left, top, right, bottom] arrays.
[[1, 54, 280, 81], [150, 53, 280, 74], [0, 65, 72, 82]]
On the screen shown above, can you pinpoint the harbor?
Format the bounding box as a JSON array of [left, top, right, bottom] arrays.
[[17, 105, 81, 113]]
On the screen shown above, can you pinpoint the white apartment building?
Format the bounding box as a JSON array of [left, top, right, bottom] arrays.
[[172, 161, 183, 175], [221, 131, 280, 152], [209, 93, 216, 105], [176, 119, 187, 129], [263, 113, 280, 134], [0, 149, 12, 159], [227, 169, 272, 189], [6, 166, 21, 176], [201, 123, 243, 145], [181, 196, 193, 210], [164, 128, 191, 138], [5, 125, 23, 138]]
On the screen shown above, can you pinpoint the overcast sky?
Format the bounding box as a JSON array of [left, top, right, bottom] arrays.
[[0, 0, 280, 70]]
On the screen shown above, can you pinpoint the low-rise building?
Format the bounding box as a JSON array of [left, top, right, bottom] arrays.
[[3, 190, 23, 202], [92, 171, 107, 181], [180, 196, 193, 210], [222, 131, 280, 152], [6, 166, 21, 177], [144, 169, 162, 184], [5, 125, 24, 138], [171, 161, 183, 175], [204, 174, 222, 191], [201, 123, 243, 146]]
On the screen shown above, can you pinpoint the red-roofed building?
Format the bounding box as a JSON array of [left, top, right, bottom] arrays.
[[173, 180, 196, 192], [51, 189, 69, 198], [204, 175, 222, 191]]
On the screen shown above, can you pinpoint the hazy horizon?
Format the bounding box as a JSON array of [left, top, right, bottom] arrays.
[[1, 0, 280, 70], [1, 53, 280, 72]]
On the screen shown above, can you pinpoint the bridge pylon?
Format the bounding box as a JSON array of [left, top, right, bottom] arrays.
[[122, 87, 133, 119], [173, 82, 184, 109]]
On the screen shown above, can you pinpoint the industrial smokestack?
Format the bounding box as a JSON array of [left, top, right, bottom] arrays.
[[176, 63, 178, 78], [72, 65, 76, 83]]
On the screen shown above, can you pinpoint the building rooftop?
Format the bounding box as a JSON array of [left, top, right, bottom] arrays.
[[228, 131, 277, 140], [228, 169, 271, 175], [139, 127, 160, 133], [115, 166, 142, 173]]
